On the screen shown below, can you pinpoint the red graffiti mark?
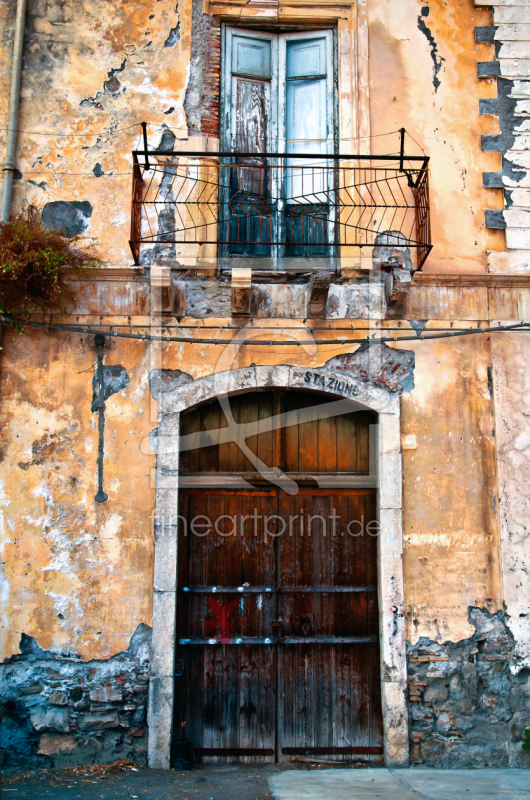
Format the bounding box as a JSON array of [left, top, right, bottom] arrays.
[[207, 597, 239, 642]]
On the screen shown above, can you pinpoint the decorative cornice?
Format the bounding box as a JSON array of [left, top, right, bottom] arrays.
[[203, 0, 353, 22], [413, 273, 530, 288], [65, 268, 146, 282]]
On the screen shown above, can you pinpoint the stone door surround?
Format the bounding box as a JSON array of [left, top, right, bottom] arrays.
[[147, 364, 409, 768]]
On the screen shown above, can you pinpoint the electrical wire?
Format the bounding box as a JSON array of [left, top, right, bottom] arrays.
[[0, 123, 415, 146], [0, 123, 143, 137], [6, 318, 530, 346]]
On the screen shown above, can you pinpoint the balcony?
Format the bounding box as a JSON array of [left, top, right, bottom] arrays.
[[129, 147, 431, 274]]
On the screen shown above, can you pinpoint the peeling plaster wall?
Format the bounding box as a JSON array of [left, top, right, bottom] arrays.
[[399, 332, 502, 644], [0, 0, 193, 264], [369, 0, 504, 272], [490, 331, 530, 674], [0, 329, 155, 662], [0, 0, 512, 270]]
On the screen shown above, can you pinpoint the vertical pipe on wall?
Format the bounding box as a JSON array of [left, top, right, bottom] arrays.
[[1, 0, 27, 223]]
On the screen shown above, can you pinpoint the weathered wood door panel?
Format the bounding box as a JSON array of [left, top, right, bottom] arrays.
[[176, 391, 383, 763], [177, 489, 277, 761], [276, 488, 381, 760]]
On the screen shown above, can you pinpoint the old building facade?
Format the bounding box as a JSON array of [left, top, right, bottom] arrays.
[[1, 0, 530, 775]]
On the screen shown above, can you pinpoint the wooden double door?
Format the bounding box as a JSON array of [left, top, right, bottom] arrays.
[[175, 391, 383, 763]]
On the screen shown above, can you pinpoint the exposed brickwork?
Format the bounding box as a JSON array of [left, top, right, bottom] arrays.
[[184, 0, 220, 138]]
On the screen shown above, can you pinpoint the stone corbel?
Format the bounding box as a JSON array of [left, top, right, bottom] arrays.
[[231, 268, 252, 316], [385, 268, 412, 316], [307, 270, 331, 319], [150, 267, 186, 317]]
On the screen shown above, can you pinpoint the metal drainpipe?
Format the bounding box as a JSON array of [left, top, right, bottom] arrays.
[[1, 0, 28, 223]]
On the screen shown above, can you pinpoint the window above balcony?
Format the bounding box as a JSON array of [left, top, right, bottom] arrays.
[[130, 31, 430, 275]]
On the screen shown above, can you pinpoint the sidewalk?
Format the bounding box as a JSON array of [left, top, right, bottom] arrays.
[[269, 768, 530, 800], [3, 764, 530, 800]]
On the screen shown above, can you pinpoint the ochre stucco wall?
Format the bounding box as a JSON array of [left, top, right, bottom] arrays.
[[0, 320, 503, 661], [399, 330, 502, 643], [0, 328, 155, 661], [0, 0, 192, 264], [369, 0, 504, 271]]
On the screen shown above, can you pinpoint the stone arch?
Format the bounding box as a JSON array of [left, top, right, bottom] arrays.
[[147, 364, 409, 769]]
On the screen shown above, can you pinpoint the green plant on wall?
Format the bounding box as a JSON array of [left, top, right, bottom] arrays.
[[523, 729, 530, 751], [0, 204, 99, 330]]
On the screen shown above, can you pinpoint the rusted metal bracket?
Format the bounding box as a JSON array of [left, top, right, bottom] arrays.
[[179, 636, 378, 644], [283, 746, 383, 755], [180, 586, 377, 593]]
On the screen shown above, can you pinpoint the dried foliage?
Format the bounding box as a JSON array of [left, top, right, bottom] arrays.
[[0, 204, 99, 328]]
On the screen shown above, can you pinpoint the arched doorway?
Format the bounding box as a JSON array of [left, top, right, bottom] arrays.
[[175, 390, 383, 763]]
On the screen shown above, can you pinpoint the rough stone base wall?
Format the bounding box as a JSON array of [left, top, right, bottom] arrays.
[[408, 608, 530, 768], [0, 626, 151, 777]]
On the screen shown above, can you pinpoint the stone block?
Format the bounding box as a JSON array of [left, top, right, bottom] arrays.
[[483, 171, 504, 188], [307, 270, 330, 319], [147, 676, 174, 769], [19, 683, 43, 695], [225, 366, 257, 395], [150, 591, 176, 678], [424, 683, 449, 705], [499, 58, 530, 78], [164, 374, 216, 413], [377, 410, 401, 455], [505, 149, 530, 168], [506, 227, 530, 248], [156, 413, 180, 471], [255, 364, 290, 389], [498, 40, 530, 60], [153, 531, 177, 593], [495, 23, 530, 41], [231, 268, 252, 316], [48, 691, 68, 706], [378, 507, 403, 556], [381, 681, 409, 767], [33, 17, 53, 34], [378, 453, 402, 509], [89, 685, 123, 703], [29, 706, 70, 733], [77, 712, 120, 732], [508, 188, 530, 207], [38, 733, 77, 755], [487, 249, 530, 272], [494, 6, 530, 24], [504, 207, 530, 227]]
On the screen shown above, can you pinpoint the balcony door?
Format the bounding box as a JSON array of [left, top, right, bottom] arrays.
[[220, 27, 336, 261]]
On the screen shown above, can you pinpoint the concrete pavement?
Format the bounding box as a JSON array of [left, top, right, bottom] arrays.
[[268, 768, 530, 800]]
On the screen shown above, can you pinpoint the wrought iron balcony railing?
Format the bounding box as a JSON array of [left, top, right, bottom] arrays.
[[129, 148, 431, 271]]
